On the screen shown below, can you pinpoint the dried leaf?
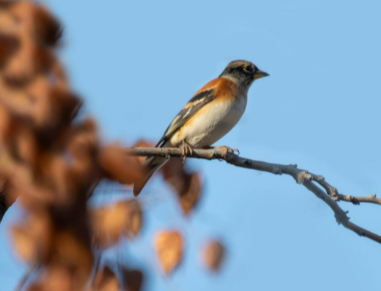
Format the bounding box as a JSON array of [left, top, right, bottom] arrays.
[[66, 119, 98, 157], [154, 230, 184, 275], [12, 126, 37, 165], [52, 231, 93, 287], [27, 267, 73, 291], [91, 206, 125, 248], [91, 199, 143, 248], [44, 268, 73, 291], [93, 266, 120, 291], [39, 88, 81, 134], [132, 140, 155, 165], [0, 0, 62, 84], [0, 33, 20, 68], [178, 172, 202, 215], [161, 158, 184, 183], [98, 144, 142, 185], [161, 159, 203, 215], [202, 240, 226, 272], [32, 4, 62, 46], [11, 225, 36, 262], [11, 211, 52, 263], [121, 199, 143, 239]]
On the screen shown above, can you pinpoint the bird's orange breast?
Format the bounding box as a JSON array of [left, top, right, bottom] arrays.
[[170, 77, 246, 148]]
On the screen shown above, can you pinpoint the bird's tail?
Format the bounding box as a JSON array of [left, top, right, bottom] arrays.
[[133, 156, 168, 196]]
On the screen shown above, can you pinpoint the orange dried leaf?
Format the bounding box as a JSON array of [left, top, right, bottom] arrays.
[[132, 140, 155, 165], [98, 144, 142, 185], [11, 225, 36, 262], [202, 240, 226, 272], [120, 199, 143, 239], [161, 158, 203, 215], [133, 140, 154, 148], [154, 230, 184, 275], [11, 211, 52, 264], [178, 172, 202, 215], [160, 158, 185, 183], [32, 267, 73, 291], [91, 199, 143, 248], [91, 205, 126, 248], [93, 266, 120, 291]]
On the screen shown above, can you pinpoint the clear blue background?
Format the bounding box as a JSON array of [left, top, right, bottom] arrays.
[[1, 1, 381, 290]]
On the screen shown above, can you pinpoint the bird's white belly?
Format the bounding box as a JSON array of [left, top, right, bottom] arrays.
[[170, 95, 247, 148]]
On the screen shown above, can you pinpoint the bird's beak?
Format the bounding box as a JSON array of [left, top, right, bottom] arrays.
[[254, 69, 269, 79]]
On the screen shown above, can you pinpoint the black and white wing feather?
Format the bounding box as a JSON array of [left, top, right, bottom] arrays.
[[155, 88, 215, 147]]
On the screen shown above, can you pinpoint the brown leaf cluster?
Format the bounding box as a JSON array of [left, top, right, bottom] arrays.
[[0, 0, 63, 85], [0, 2, 144, 290], [0, 1, 95, 287]]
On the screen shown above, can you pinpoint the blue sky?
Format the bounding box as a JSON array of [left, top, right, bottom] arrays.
[[1, 0, 381, 290]]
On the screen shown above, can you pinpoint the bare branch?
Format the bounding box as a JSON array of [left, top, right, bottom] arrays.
[[307, 174, 381, 206], [334, 194, 381, 205], [124, 147, 381, 244]]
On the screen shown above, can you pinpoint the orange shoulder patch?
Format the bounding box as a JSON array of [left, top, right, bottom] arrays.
[[193, 78, 222, 95], [184, 78, 238, 109], [194, 78, 237, 95], [213, 78, 238, 98]]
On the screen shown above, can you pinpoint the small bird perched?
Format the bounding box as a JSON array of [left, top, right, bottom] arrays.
[[133, 60, 269, 196]]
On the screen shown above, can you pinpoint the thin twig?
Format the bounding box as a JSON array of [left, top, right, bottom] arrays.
[[334, 194, 381, 205], [124, 147, 381, 244]]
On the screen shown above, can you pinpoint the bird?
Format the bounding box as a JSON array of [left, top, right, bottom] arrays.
[[133, 60, 269, 196]]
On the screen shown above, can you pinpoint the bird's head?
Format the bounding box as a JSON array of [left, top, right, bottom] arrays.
[[219, 60, 269, 89]]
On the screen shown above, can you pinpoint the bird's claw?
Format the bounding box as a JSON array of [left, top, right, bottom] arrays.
[[181, 140, 193, 163], [231, 148, 240, 155], [212, 146, 240, 155]]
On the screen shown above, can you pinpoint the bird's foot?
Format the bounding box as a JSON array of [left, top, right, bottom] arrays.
[[181, 140, 194, 163], [206, 145, 240, 155]]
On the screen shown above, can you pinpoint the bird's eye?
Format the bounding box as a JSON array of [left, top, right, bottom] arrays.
[[244, 65, 254, 73]]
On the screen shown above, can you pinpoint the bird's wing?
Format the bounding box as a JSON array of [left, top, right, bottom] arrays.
[[155, 88, 216, 147]]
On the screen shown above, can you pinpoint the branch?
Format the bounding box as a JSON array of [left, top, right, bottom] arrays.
[[124, 147, 381, 244], [334, 194, 381, 205]]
